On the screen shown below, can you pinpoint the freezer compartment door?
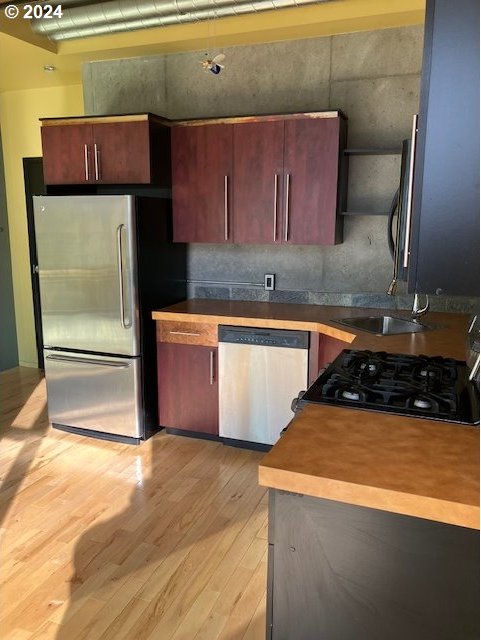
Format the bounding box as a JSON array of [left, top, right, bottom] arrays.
[[34, 195, 139, 356], [44, 349, 143, 438], [219, 343, 308, 445]]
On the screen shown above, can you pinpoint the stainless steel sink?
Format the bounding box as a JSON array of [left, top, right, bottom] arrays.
[[333, 315, 431, 336]]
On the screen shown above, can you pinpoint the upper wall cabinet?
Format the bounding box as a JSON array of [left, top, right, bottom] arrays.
[[408, 0, 479, 296], [172, 112, 347, 245], [172, 123, 233, 243], [232, 120, 284, 244], [283, 117, 346, 245], [40, 114, 171, 187]]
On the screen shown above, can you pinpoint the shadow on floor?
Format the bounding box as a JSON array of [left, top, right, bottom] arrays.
[[53, 434, 267, 639], [1, 367, 267, 638], [0, 369, 48, 527]]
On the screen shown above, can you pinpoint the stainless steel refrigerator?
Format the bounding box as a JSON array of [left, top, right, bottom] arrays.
[[34, 194, 186, 444]]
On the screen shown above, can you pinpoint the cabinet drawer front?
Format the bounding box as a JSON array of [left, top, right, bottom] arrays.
[[44, 349, 142, 438], [157, 321, 217, 346]]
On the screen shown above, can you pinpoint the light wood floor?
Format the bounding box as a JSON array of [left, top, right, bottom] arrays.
[[0, 367, 268, 640]]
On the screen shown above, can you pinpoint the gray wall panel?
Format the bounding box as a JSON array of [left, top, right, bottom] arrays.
[[82, 25, 477, 311], [330, 75, 422, 147], [85, 57, 168, 116], [331, 27, 423, 80], [165, 38, 332, 119]]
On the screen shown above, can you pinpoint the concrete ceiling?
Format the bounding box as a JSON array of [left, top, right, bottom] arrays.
[[0, 0, 425, 92]]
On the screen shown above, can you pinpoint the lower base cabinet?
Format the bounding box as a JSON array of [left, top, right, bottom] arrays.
[[157, 342, 218, 435], [309, 332, 347, 384], [267, 490, 479, 640]]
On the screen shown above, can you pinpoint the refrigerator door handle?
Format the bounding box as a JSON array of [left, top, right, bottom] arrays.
[[45, 354, 130, 368], [116, 224, 130, 329]]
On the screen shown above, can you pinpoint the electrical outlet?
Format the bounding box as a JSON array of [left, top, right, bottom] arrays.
[[264, 274, 275, 291]]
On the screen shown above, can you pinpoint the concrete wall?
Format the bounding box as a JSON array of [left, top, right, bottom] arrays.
[[0, 130, 19, 371], [83, 27, 478, 313]]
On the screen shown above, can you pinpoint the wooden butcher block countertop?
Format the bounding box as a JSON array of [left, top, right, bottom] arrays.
[[152, 299, 479, 529], [258, 404, 479, 529], [152, 299, 470, 358]]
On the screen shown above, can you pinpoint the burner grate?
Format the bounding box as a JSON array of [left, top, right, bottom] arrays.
[[301, 349, 479, 425]]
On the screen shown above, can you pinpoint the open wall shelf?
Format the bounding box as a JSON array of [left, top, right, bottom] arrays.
[[344, 148, 401, 156], [341, 210, 391, 216], [342, 146, 401, 216]]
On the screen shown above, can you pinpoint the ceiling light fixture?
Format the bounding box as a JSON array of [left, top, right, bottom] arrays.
[[43, 64, 56, 72]]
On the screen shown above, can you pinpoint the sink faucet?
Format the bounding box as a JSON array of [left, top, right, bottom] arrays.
[[411, 293, 429, 321]]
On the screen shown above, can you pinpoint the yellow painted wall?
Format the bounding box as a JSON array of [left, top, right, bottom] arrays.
[[0, 84, 83, 366]]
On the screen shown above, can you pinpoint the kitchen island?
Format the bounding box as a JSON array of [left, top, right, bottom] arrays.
[[260, 401, 479, 639], [153, 299, 479, 639]]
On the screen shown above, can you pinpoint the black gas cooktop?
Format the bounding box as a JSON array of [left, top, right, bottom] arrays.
[[299, 349, 479, 425]]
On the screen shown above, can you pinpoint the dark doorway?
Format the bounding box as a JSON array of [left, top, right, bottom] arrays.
[[23, 158, 46, 369], [0, 130, 18, 371]]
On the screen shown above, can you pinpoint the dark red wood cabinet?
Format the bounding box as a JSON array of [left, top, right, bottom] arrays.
[[41, 114, 170, 186], [41, 124, 92, 185], [157, 342, 219, 435], [232, 120, 285, 244], [171, 123, 233, 243], [172, 112, 346, 245], [284, 117, 344, 245], [308, 331, 347, 385]]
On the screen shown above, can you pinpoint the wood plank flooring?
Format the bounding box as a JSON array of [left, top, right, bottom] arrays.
[[0, 367, 268, 640]]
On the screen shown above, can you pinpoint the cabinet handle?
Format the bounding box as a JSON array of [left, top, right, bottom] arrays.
[[169, 330, 201, 336], [403, 114, 418, 268], [209, 350, 215, 385], [284, 173, 291, 242], [94, 143, 100, 181], [273, 174, 278, 241], [224, 175, 229, 241], [46, 354, 129, 368], [84, 144, 89, 181]]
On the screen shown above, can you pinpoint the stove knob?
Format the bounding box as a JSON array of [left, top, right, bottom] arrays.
[[291, 390, 307, 414]]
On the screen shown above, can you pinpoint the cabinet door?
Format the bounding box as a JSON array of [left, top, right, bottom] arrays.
[[172, 124, 233, 243], [157, 342, 218, 435], [308, 332, 347, 385], [233, 121, 285, 244], [41, 124, 93, 185], [283, 118, 342, 245], [92, 121, 152, 184], [269, 490, 479, 640]]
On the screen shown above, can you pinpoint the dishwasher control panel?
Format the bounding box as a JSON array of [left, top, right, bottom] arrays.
[[218, 326, 309, 349]]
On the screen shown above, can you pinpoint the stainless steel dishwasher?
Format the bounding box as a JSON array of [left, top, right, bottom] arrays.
[[218, 326, 309, 446]]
